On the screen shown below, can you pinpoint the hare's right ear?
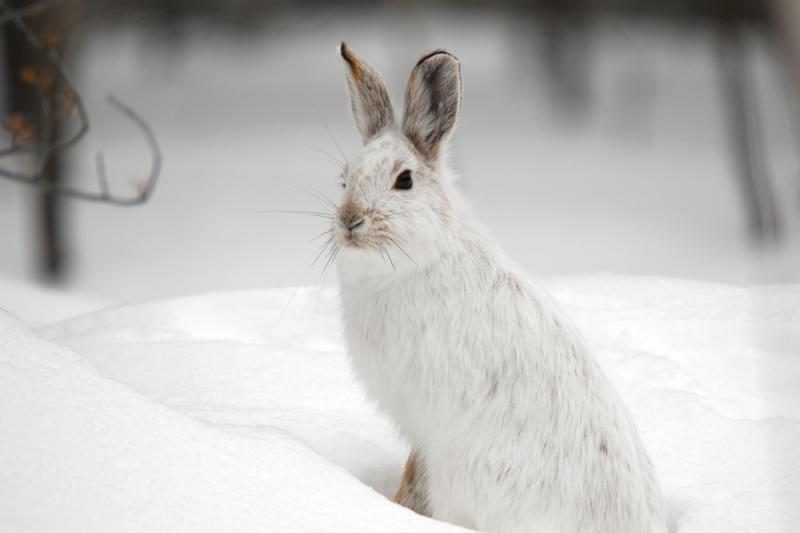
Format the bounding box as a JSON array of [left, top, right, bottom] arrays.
[[339, 42, 395, 143], [402, 50, 461, 162]]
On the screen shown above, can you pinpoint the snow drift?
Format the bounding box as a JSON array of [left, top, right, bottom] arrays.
[[1, 277, 798, 532]]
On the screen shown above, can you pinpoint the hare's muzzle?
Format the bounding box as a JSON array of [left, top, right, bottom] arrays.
[[337, 200, 368, 243]]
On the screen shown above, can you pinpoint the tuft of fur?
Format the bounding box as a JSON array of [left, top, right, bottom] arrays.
[[394, 450, 431, 517], [333, 43, 667, 533]]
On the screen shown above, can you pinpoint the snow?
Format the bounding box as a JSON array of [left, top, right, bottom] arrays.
[[0, 288, 461, 533], [0, 277, 108, 327], [1, 9, 796, 529], [1, 277, 798, 531]]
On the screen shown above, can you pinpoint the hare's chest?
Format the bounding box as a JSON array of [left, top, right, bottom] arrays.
[[340, 285, 461, 435]]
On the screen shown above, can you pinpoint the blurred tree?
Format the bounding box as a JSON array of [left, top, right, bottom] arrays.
[[3, 0, 80, 279], [716, 0, 782, 242], [1, 0, 161, 282]]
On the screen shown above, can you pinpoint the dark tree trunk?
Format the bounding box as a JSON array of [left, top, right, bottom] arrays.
[[716, 0, 782, 242], [3, 0, 80, 281]]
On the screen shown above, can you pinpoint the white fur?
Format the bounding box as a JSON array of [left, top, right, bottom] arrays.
[[334, 48, 667, 533]]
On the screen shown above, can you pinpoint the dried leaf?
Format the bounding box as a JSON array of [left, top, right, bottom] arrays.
[[19, 66, 37, 85], [5, 113, 38, 146], [62, 87, 76, 109], [36, 67, 56, 91], [129, 177, 149, 197], [40, 30, 61, 48]]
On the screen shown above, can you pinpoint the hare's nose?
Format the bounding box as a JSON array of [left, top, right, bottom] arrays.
[[347, 218, 365, 231], [338, 201, 366, 232]]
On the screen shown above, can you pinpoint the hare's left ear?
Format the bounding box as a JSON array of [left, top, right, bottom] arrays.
[[339, 42, 395, 143], [402, 50, 461, 162]]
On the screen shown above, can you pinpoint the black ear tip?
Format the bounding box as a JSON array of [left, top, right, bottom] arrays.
[[416, 49, 459, 67], [339, 42, 359, 70]]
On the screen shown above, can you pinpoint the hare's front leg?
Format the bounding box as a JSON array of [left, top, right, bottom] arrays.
[[393, 450, 431, 517]]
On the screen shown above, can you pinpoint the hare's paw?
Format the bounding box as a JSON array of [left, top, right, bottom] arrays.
[[393, 450, 431, 517]]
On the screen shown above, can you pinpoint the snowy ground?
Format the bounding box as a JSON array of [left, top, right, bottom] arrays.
[[1, 277, 798, 532], [0, 278, 109, 327], [1, 8, 800, 324], [1, 10, 798, 530]]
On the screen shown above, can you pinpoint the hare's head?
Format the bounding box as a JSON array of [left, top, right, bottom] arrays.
[[334, 43, 462, 280]]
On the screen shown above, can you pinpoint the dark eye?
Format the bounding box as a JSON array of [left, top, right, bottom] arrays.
[[394, 170, 413, 190]]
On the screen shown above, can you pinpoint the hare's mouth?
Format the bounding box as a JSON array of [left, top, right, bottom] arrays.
[[333, 225, 415, 272], [336, 228, 381, 249], [335, 213, 383, 248], [337, 233, 363, 248]]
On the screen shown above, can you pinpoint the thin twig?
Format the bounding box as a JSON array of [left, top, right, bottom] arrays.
[[94, 153, 109, 198]]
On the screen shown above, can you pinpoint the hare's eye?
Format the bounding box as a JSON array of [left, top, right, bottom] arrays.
[[394, 170, 413, 190]]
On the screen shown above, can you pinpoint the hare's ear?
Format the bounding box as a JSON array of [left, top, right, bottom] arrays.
[[339, 42, 395, 143], [402, 50, 461, 162]]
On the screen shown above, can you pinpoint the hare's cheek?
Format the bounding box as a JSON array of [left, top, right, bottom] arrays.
[[366, 216, 390, 241]]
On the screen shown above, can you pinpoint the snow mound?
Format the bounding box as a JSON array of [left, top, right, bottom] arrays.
[[0, 289, 461, 532], [2, 277, 799, 532], [0, 276, 107, 327]]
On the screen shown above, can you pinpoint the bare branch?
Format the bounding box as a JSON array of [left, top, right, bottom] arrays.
[[0, 95, 162, 206], [92, 95, 162, 206], [0, 0, 88, 158], [0, 0, 162, 206], [94, 153, 109, 198]]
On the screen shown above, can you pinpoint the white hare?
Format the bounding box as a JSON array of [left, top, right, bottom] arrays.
[[332, 42, 667, 533]]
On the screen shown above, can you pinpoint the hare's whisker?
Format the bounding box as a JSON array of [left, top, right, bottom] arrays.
[[311, 238, 335, 269], [256, 209, 334, 220], [375, 245, 388, 267], [321, 245, 340, 277], [299, 186, 339, 211], [382, 244, 397, 271], [321, 118, 347, 163], [305, 144, 345, 167], [308, 228, 333, 244], [386, 236, 416, 266]]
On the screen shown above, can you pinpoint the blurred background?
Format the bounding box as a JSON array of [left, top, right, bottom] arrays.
[[1, 0, 799, 325]]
